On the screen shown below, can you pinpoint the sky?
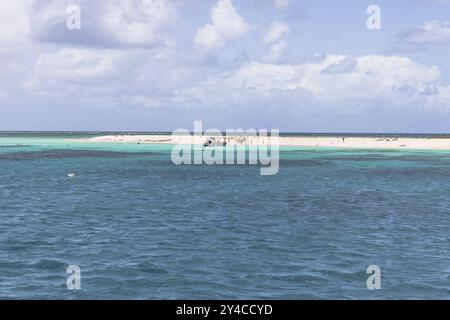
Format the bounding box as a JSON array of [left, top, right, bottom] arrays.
[[1, 0, 450, 132]]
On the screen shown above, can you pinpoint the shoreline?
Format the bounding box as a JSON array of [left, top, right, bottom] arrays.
[[85, 134, 450, 150]]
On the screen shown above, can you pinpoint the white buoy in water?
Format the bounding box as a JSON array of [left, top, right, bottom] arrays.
[[68, 173, 76, 178]]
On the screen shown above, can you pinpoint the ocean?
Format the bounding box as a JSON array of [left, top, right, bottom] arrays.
[[1, 132, 450, 299]]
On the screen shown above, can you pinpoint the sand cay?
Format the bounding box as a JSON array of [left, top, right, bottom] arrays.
[[87, 134, 450, 150]]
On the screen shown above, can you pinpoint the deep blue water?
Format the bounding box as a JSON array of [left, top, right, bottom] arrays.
[[1, 134, 450, 299]]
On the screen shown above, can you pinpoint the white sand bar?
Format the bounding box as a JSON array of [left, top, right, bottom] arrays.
[[86, 135, 450, 150]]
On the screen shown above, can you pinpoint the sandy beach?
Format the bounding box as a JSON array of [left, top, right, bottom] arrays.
[[86, 134, 450, 150]]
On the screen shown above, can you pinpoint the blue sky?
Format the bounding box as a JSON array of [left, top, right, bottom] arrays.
[[0, 0, 450, 132]]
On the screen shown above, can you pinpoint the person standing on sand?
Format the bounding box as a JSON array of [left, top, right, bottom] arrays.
[[342, 137, 345, 143]]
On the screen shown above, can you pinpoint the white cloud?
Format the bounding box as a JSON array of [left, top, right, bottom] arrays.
[[19, 43, 450, 113], [28, 48, 122, 82], [227, 60, 302, 90], [24, 48, 131, 99], [195, 0, 249, 50], [174, 54, 450, 110], [320, 56, 357, 74], [273, 0, 290, 10], [25, 0, 177, 48], [2, 2, 449, 115], [0, 0, 32, 49], [263, 22, 289, 45], [263, 40, 288, 63], [0, 0, 177, 50], [95, 0, 176, 48], [24, 45, 196, 107], [397, 20, 450, 46]]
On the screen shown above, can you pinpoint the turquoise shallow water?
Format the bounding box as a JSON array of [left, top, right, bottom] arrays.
[[1, 133, 450, 299]]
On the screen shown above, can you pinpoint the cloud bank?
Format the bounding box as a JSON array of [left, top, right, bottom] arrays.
[[1, 0, 450, 131]]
